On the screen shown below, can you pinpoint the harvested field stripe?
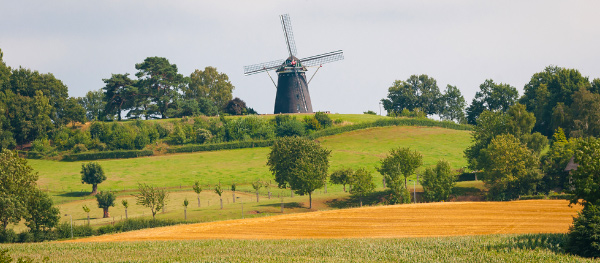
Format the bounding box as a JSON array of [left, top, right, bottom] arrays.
[[67, 200, 580, 242]]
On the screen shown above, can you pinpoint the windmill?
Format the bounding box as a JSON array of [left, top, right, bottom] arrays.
[[244, 14, 344, 114]]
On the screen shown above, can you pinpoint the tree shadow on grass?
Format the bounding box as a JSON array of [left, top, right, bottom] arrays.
[[57, 191, 91, 198], [258, 202, 305, 209], [326, 190, 391, 209]]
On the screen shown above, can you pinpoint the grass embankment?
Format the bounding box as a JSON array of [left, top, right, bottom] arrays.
[[24, 125, 471, 229], [2, 234, 593, 262]]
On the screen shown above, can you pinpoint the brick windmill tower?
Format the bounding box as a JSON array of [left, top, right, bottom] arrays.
[[244, 14, 344, 114]]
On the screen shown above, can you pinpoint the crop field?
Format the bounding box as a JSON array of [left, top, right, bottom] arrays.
[[1, 200, 589, 262], [69, 200, 579, 242]]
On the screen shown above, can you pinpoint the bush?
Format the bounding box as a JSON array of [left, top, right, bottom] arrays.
[[314, 112, 332, 128], [0, 229, 17, 243], [167, 140, 274, 154], [567, 204, 600, 258], [72, 143, 88, 153], [62, 149, 153, 161]]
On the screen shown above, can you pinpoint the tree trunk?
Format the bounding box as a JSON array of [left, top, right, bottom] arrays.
[[92, 184, 98, 195], [125, 208, 128, 219], [324, 183, 327, 193], [360, 197, 363, 207], [268, 191, 271, 199], [281, 198, 284, 213], [383, 178, 386, 188], [256, 191, 259, 202], [103, 208, 110, 218], [309, 192, 312, 209], [233, 192, 236, 203], [291, 189, 294, 197], [404, 177, 408, 189], [343, 184, 346, 192], [220, 198, 223, 209], [184, 209, 187, 220], [87, 213, 90, 225]]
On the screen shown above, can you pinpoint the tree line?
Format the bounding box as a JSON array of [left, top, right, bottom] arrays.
[[0, 48, 252, 152]]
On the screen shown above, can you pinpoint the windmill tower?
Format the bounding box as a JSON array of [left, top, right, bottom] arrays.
[[244, 14, 344, 114]]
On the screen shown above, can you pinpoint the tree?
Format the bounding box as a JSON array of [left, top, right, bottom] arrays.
[[224, 97, 248, 115], [135, 183, 168, 219], [267, 137, 331, 209], [377, 147, 423, 204], [78, 89, 105, 121], [0, 149, 38, 231], [570, 88, 600, 138], [381, 74, 442, 116], [566, 204, 600, 258], [95, 191, 116, 218], [102, 73, 136, 121], [330, 168, 353, 192], [82, 205, 90, 225], [23, 188, 60, 232], [135, 57, 184, 119], [569, 137, 600, 207], [121, 199, 129, 219], [214, 184, 223, 209], [63, 97, 86, 127], [520, 66, 592, 136], [421, 160, 456, 202], [187, 67, 235, 111], [349, 168, 375, 207], [183, 198, 189, 221], [540, 128, 576, 192], [252, 180, 263, 202], [466, 79, 519, 125], [80, 162, 106, 195], [192, 181, 202, 207], [480, 134, 542, 200], [440, 85, 466, 123]]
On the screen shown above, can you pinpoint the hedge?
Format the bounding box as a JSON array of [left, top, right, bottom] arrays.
[[62, 149, 154, 161], [167, 140, 274, 154]]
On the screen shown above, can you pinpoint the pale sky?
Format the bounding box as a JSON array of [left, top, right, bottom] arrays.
[[1, 0, 599, 115]]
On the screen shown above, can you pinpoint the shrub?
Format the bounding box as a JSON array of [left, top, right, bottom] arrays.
[[62, 149, 153, 161], [567, 204, 600, 258], [0, 229, 17, 243], [72, 143, 88, 153], [314, 112, 332, 128]]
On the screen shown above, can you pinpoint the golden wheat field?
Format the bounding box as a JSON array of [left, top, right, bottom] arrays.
[[68, 200, 580, 242]]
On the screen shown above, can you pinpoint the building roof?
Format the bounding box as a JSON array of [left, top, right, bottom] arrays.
[[565, 156, 579, 172]]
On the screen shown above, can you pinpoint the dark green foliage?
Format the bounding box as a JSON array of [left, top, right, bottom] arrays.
[[275, 118, 306, 137], [102, 73, 136, 121], [224, 97, 249, 115], [567, 204, 600, 258], [187, 66, 234, 111], [349, 168, 376, 206], [480, 134, 542, 200], [381, 74, 442, 116], [330, 168, 354, 192], [63, 97, 86, 126], [363, 110, 377, 115], [167, 140, 273, 154], [569, 137, 600, 207], [23, 189, 60, 232], [540, 128, 575, 192], [466, 79, 519, 125], [314, 112, 332, 128], [95, 191, 116, 218], [135, 57, 185, 119], [422, 160, 457, 202], [0, 150, 38, 231], [439, 85, 466, 123], [62, 149, 153, 161], [267, 137, 330, 209], [377, 147, 423, 204], [80, 162, 106, 195]]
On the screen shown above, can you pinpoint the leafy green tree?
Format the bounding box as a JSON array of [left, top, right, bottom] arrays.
[[102, 73, 136, 121], [0, 48, 10, 89], [80, 162, 106, 195], [480, 134, 542, 200], [329, 168, 354, 192], [224, 97, 248, 115], [183, 198, 189, 220], [78, 89, 105, 121], [95, 191, 115, 218], [187, 67, 234, 111], [349, 168, 375, 207], [231, 183, 236, 203], [63, 97, 86, 127], [466, 79, 518, 125], [23, 188, 60, 233], [214, 184, 223, 209], [520, 66, 592, 136], [569, 137, 600, 206], [135, 183, 168, 219], [421, 160, 456, 202], [381, 74, 442, 116], [0, 149, 38, 231], [192, 181, 202, 207], [314, 112, 333, 128], [377, 147, 423, 204], [83, 204, 90, 224], [570, 88, 600, 138], [135, 57, 184, 119], [566, 204, 600, 258], [540, 128, 575, 192], [267, 137, 330, 209], [439, 85, 466, 123]]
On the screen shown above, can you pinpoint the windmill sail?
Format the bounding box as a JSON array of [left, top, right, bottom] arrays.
[[299, 50, 344, 67], [280, 14, 297, 57]]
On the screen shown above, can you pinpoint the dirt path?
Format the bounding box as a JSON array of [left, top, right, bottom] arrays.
[[68, 200, 580, 242]]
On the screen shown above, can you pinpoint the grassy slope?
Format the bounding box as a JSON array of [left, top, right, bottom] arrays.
[[24, 125, 472, 229], [1, 235, 593, 262]]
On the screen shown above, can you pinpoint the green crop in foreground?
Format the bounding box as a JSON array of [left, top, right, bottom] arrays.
[[0, 234, 592, 262]]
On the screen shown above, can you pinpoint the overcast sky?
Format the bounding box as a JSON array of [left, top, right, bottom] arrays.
[[1, 0, 599, 115]]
